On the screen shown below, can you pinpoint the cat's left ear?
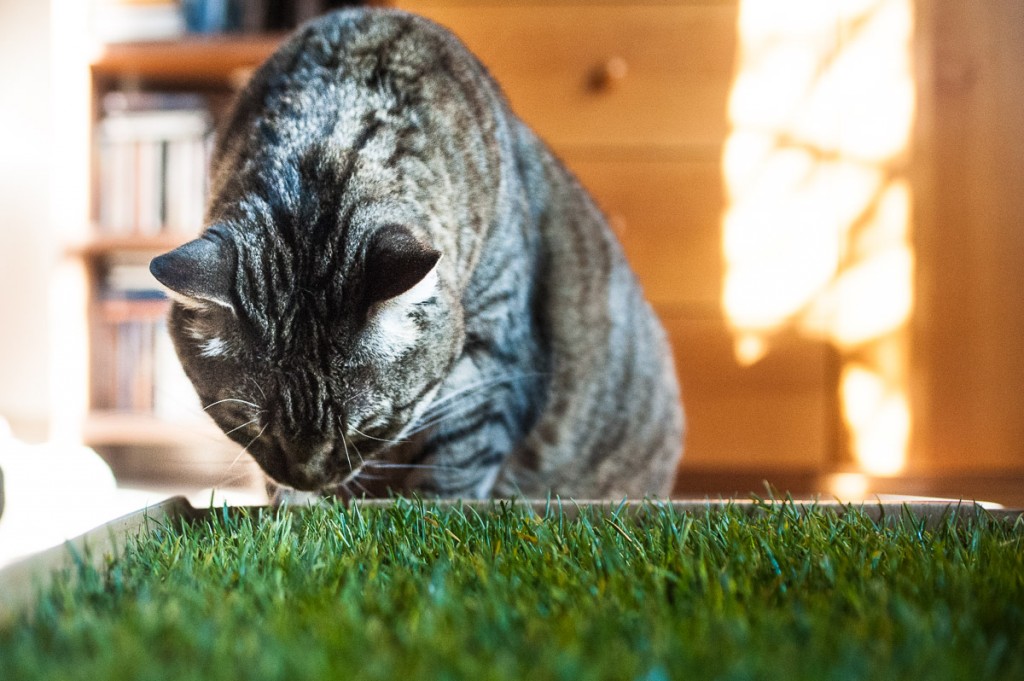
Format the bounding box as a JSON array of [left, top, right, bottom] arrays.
[[363, 225, 442, 306], [150, 234, 236, 311]]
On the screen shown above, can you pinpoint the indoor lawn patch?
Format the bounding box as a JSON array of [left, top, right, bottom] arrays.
[[1, 498, 1022, 680]]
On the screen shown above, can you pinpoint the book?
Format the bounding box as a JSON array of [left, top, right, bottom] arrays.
[[93, 0, 186, 43], [92, 254, 206, 418], [246, 0, 362, 32], [92, 315, 204, 418], [96, 94, 212, 238], [102, 91, 208, 116], [105, 258, 164, 293]]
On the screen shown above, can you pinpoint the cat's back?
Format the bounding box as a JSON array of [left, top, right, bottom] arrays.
[[487, 121, 684, 498]]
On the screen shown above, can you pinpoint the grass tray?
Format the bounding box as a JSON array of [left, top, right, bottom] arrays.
[[1, 497, 1022, 680]]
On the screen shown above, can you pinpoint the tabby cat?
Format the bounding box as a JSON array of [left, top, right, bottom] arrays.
[[150, 8, 684, 499]]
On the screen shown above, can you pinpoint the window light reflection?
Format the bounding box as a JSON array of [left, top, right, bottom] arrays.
[[722, 0, 915, 477]]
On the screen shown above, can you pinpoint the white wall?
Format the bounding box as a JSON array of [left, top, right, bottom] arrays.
[[0, 0, 54, 441]]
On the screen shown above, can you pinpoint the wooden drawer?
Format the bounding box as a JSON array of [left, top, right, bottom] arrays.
[[663, 316, 839, 470], [397, 2, 737, 150], [568, 156, 724, 308]]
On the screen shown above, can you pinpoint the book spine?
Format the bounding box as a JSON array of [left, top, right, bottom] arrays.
[[96, 102, 211, 237], [135, 139, 162, 235], [94, 2, 186, 43], [95, 259, 174, 413]]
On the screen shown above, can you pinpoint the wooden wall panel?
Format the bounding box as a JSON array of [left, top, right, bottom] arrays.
[[567, 157, 723, 309], [397, 3, 737, 150], [666, 318, 838, 470], [911, 0, 1024, 473]]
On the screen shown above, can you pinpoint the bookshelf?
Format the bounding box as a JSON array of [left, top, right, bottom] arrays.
[[78, 33, 283, 483], [91, 34, 284, 85]]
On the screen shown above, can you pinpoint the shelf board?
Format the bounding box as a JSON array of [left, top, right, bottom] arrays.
[[84, 411, 229, 448], [98, 298, 170, 322], [91, 34, 285, 85], [69, 233, 194, 257]]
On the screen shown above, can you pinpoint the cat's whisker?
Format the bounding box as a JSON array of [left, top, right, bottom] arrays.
[[340, 463, 373, 497], [340, 433, 356, 475], [363, 461, 462, 472], [240, 423, 269, 458], [419, 373, 538, 416], [410, 388, 497, 429], [341, 480, 366, 498], [223, 418, 260, 437], [348, 435, 367, 467], [212, 468, 256, 490], [342, 388, 372, 406], [347, 472, 393, 482], [343, 457, 365, 481], [405, 372, 546, 437], [415, 395, 487, 427], [349, 425, 406, 446], [203, 397, 261, 412], [405, 395, 497, 437], [211, 426, 264, 488], [419, 377, 506, 413], [248, 380, 267, 402]]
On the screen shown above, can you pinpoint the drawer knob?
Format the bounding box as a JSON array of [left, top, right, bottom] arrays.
[[592, 56, 629, 91]]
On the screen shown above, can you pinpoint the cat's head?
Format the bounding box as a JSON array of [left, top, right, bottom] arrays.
[[150, 222, 461, 492]]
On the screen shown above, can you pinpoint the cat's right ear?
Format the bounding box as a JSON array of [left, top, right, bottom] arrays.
[[362, 225, 442, 306], [150, 236, 235, 311]]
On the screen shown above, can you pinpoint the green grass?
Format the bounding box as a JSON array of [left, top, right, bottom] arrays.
[[1, 499, 1023, 680]]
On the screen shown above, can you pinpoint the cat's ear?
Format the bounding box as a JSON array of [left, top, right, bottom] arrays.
[[150, 236, 235, 311], [363, 225, 441, 306]]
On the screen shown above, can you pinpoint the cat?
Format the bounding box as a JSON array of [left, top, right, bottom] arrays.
[[150, 8, 684, 500]]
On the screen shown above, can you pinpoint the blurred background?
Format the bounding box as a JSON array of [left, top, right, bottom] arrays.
[[0, 0, 1021, 519]]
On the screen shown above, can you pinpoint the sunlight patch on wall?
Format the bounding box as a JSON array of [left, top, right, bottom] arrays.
[[722, 0, 915, 477]]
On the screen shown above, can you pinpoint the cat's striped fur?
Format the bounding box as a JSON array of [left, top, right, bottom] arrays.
[[150, 8, 684, 499]]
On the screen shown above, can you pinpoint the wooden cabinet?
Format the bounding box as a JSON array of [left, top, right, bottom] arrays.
[[569, 158, 723, 309], [384, 1, 1024, 504], [394, 0, 842, 489], [392, 4, 734, 150]]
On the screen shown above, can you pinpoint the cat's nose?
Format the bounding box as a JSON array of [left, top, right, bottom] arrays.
[[277, 435, 333, 468], [275, 436, 334, 490]]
